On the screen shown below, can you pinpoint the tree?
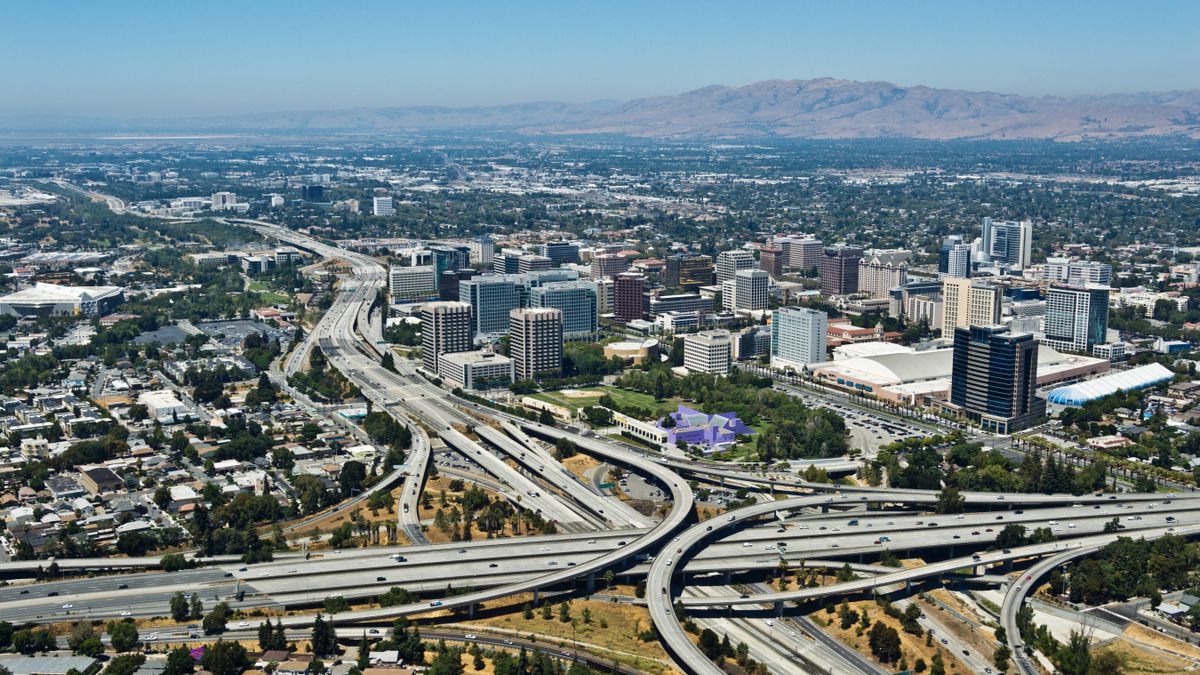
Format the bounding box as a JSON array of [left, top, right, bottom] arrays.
[[257, 621, 274, 651], [189, 593, 205, 620], [103, 655, 147, 675], [698, 628, 722, 660], [935, 487, 966, 514], [426, 646, 466, 675], [357, 636, 372, 671], [340, 461, 367, 498], [553, 437, 578, 460], [11, 628, 55, 654], [995, 524, 1027, 549], [311, 614, 338, 657], [77, 637, 105, 658], [200, 640, 249, 675], [1054, 629, 1092, 675], [325, 596, 350, 614], [165, 647, 197, 675], [108, 619, 140, 652], [994, 645, 1011, 672], [203, 602, 231, 635], [1089, 650, 1126, 675], [839, 599, 858, 629], [930, 653, 946, 675], [68, 621, 95, 653], [171, 591, 190, 622], [470, 644, 484, 671], [867, 622, 902, 664], [557, 602, 571, 623]]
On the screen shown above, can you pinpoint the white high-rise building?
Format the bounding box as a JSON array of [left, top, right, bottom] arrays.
[[388, 265, 437, 301], [981, 218, 1033, 269], [944, 244, 972, 279], [460, 275, 523, 337], [420, 301, 471, 375], [595, 278, 615, 316], [683, 330, 733, 375], [721, 278, 736, 311], [509, 308, 563, 381], [716, 249, 756, 284], [373, 195, 395, 217], [211, 192, 237, 211], [1043, 284, 1110, 353], [858, 250, 911, 298], [1043, 258, 1112, 287], [530, 281, 597, 339], [770, 307, 827, 371], [733, 268, 769, 311], [468, 236, 495, 269]]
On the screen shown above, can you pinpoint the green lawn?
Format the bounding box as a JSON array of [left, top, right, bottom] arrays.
[[532, 386, 681, 418], [248, 281, 290, 306]]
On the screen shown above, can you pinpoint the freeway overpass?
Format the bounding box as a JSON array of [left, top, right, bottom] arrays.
[[646, 490, 1200, 675]]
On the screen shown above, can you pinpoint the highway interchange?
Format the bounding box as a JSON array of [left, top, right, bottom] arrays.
[[16, 195, 1200, 675]]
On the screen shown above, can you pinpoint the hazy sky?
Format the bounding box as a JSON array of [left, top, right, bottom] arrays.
[[4, 0, 1200, 119]]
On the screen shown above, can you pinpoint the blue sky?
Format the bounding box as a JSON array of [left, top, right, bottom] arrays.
[[3, 0, 1199, 118]]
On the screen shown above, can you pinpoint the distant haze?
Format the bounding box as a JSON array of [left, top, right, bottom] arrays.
[[7, 78, 1200, 142], [3, 2, 1200, 121]]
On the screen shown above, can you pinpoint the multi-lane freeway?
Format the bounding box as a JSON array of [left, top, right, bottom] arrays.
[[36, 189, 1200, 675]]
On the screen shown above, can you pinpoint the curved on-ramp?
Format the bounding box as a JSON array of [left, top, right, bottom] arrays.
[[646, 490, 1198, 675], [1000, 523, 1200, 675]]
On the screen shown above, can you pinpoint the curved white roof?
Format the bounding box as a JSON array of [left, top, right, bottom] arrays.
[[813, 349, 952, 385], [833, 342, 912, 360], [1046, 363, 1174, 406]]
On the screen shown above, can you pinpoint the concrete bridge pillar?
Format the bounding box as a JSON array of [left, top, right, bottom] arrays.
[[586, 572, 596, 594], [533, 589, 540, 606], [468, 603, 476, 619], [775, 601, 784, 617]]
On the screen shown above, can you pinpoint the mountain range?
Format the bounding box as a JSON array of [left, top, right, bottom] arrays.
[[14, 78, 1200, 140]]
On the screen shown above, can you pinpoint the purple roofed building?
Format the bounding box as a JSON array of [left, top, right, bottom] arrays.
[[659, 404, 754, 453]]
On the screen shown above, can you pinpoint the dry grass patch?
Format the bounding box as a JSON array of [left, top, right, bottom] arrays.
[[1095, 637, 1200, 674], [461, 593, 671, 673], [418, 475, 541, 544], [561, 454, 602, 485], [812, 600, 969, 673], [1124, 622, 1200, 660]]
